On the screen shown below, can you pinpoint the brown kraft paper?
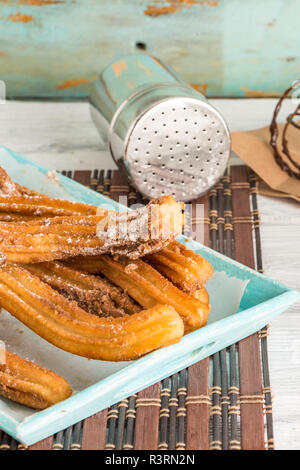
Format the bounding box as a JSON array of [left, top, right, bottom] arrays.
[[231, 121, 300, 199]]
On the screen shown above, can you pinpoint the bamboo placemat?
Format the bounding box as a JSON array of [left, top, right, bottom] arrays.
[[0, 165, 274, 451]]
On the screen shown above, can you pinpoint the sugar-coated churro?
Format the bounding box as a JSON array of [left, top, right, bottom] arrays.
[[0, 196, 184, 263], [0, 264, 184, 361], [67, 240, 213, 294], [0, 165, 98, 219], [0, 195, 98, 218], [0, 347, 72, 409], [146, 241, 214, 292], [67, 256, 210, 332], [25, 261, 140, 317]]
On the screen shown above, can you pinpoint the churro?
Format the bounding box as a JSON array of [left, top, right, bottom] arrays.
[[25, 261, 140, 317], [0, 347, 72, 409], [67, 240, 213, 294], [146, 241, 214, 292], [0, 264, 184, 361], [0, 194, 98, 218], [0, 196, 184, 263], [0, 165, 98, 220], [68, 255, 210, 332]]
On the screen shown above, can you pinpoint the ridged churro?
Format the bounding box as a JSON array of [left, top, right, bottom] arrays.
[[66, 240, 213, 294], [0, 196, 184, 263], [146, 241, 214, 292], [0, 166, 98, 220], [25, 261, 140, 317], [0, 195, 98, 218], [67, 256, 210, 332], [0, 347, 72, 409], [0, 264, 184, 361]]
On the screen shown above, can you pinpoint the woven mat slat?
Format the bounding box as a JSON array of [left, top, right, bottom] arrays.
[[81, 410, 107, 450], [186, 361, 210, 450], [0, 431, 16, 450], [158, 377, 170, 450], [168, 373, 178, 450], [29, 436, 54, 451], [209, 188, 223, 450], [222, 172, 240, 449], [110, 170, 129, 202], [123, 395, 137, 450], [134, 384, 161, 450], [0, 165, 274, 451], [176, 370, 187, 450], [231, 166, 265, 450], [73, 170, 91, 187], [217, 180, 230, 448], [115, 399, 128, 450]]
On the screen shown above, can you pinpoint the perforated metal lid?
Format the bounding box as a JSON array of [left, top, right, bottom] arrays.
[[124, 97, 230, 202]]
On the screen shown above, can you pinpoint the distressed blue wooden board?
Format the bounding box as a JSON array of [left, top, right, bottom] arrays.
[[0, 0, 298, 99]]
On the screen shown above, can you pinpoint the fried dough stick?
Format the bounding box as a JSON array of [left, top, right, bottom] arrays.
[[0, 165, 98, 218], [25, 261, 140, 317], [0, 196, 184, 262], [66, 256, 210, 333], [0, 264, 184, 361], [65, 240, 213, 294], [146, 241, 214, 292], [0, 195, 98, 220], [0, 347, 72, 409]]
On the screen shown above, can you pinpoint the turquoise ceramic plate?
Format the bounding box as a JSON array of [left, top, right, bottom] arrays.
[[0, 146, 299, 445]]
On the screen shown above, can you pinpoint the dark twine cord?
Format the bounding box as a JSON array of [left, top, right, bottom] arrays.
[[270, 81, 300, 179]]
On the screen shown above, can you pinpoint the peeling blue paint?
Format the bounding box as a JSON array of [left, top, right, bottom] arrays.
[[0, 0, 298, 98]]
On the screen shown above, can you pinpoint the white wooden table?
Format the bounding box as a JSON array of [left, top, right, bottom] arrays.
[[0, 99, 299, 450]]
